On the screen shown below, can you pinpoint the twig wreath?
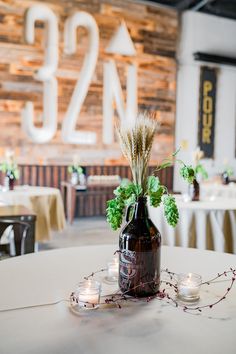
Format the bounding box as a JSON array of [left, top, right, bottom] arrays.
[[70, 256, 236, 314], [0, 263, 234, 315]]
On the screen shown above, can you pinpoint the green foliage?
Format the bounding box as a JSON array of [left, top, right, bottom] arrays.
[[106, 148, 208, 231], [0, 162, 19, 180], [147, 176, 164, 208], [180, 163, 208, 184], [156, 147, 208, 185], [106, 198, 125, 231], [147, 175, 159, 191], [195, 164, 208, 179], [106, 176, 175, 229], [163, 195, 179, 227], [172, 147, 181, 156], [224, 167, 233, 177], [180, 165, 195, 184], [155, 161, 172, 172], [154, 148, 181, 173], [113, 182, 142, 201], [68, 165, 83, 175], [106, 181, 141, 230]]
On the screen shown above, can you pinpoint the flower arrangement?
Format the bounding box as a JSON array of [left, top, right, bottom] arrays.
[[0, 150, 19, 180], [68, 164, 83, 175], [180, 147, 208, 183], [222, 159, 233, 177], [68, 154, 83, 176], [106, 114, 194, 231], [223, 167, 233, 177], [68, 164, 84, 186]]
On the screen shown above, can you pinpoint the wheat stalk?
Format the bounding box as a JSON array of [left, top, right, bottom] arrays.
[[117, 113, 158, 194]]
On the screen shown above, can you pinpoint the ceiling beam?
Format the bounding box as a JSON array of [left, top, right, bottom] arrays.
[[176, 0, 200, 10], [191, 0, 216, 11], [206, 2, 236, 20], [194, 52, 236, 66]]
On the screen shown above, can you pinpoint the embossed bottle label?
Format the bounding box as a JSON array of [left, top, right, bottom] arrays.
[[119, 250, 137, 279], [119, 249, 161, 293]]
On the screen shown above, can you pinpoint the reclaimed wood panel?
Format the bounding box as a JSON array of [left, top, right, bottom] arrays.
[[0, 164, 173, 189], [1, 163, 174, 217], [0, 0, 178, 164]]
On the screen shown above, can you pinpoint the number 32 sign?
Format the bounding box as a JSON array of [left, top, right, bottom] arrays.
[[22, 4, 137, 145]]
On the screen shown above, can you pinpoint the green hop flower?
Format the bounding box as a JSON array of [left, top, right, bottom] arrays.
[[180, 165, 195, 184], [163, 195, 179, 227]]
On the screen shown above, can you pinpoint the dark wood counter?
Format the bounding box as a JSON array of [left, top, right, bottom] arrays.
[[61, 182, 119, 223]]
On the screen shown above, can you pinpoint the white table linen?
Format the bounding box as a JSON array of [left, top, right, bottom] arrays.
[[149, 196, 236, 253], [0, 245, 235, 354], [200, 182, 236, 199], [0, 186, 65, 241]]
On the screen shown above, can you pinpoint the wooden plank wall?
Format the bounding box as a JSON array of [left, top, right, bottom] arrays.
[[5, 164, 173, 191], [0, 163, 174, 217], [0, 0, 178, 164]]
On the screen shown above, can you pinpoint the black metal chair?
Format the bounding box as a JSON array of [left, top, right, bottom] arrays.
[[0, 220, 30, 257]]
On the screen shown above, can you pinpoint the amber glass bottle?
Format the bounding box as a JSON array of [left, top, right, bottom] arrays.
[[6, 171, 15, 191], [189, 179, 200, 201], [119, 197, 161, 298], [222, 172, 229, 185]]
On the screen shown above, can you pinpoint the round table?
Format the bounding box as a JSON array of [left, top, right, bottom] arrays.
[[200, 182, 236, 199], [0, 186, 65, 241], [149, 196, 236, 253], [0, 245, 235, 354]]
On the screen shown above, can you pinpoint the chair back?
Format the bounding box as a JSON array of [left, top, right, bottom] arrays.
[[0, 220, 30, 256]]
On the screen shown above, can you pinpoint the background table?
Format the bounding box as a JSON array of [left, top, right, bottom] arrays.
[[200, 182, 236, 199], [0, 245, 235, 354], [0, 205, 36, 254], [149, 196, 236, 253], [0, 187, 65, 242], [61, 181, 119, 223]]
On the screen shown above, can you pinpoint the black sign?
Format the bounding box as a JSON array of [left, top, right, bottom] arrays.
[[198, 66, 217, 158]]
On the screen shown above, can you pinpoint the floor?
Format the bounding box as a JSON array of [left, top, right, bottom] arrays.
[[38, 216, 119, 251]]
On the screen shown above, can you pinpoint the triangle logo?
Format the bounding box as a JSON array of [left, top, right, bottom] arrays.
[[105, 21, 136, 56]]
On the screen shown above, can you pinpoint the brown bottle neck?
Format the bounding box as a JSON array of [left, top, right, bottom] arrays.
[[133, 197, 149, 219]]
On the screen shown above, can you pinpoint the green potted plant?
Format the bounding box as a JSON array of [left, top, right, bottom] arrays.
[[180, 147, 208, 201], [68, 164, 83, 185], [221, 159, 233, 185], [0, 151, 20, 190], [106, 114, 195, 297]]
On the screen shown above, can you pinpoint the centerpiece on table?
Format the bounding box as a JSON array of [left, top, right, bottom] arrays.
[[0, 150, 20, 190], [106, 114, 193, 298], [68, 155, 85, 186], [221, 159, 233, 185], [180, 147, 208, 201]]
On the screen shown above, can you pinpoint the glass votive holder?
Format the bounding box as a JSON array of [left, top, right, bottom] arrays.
[[76, 280, 101, 310], [107, 256, 119, 282], [177, 273, 202, 302], [182, 193, 191, 203]]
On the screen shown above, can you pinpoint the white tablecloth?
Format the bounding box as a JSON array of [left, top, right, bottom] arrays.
[[200, 182, 236, 199], [0, 245, 235, 354], [149, 196, 236, 253], [0, 186, 65, 241]]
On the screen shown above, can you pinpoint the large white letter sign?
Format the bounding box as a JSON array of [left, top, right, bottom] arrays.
[[103, 22, 137, 144], [62, 12, 99, 144], [103, 61, 137, 144], [22, 5, 58, 143], [106, 21, 136, 57]]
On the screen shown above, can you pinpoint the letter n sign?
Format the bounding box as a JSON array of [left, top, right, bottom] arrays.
[[198, 66, 217, 158]]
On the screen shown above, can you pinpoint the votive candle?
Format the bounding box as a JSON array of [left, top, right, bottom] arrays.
[[107, 256, 119, 282], [177, 273, 202, 302], [76, 280, 101, 309]]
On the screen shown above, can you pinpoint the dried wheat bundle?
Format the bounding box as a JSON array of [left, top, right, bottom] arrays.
[[116, 113, 159, 192]]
